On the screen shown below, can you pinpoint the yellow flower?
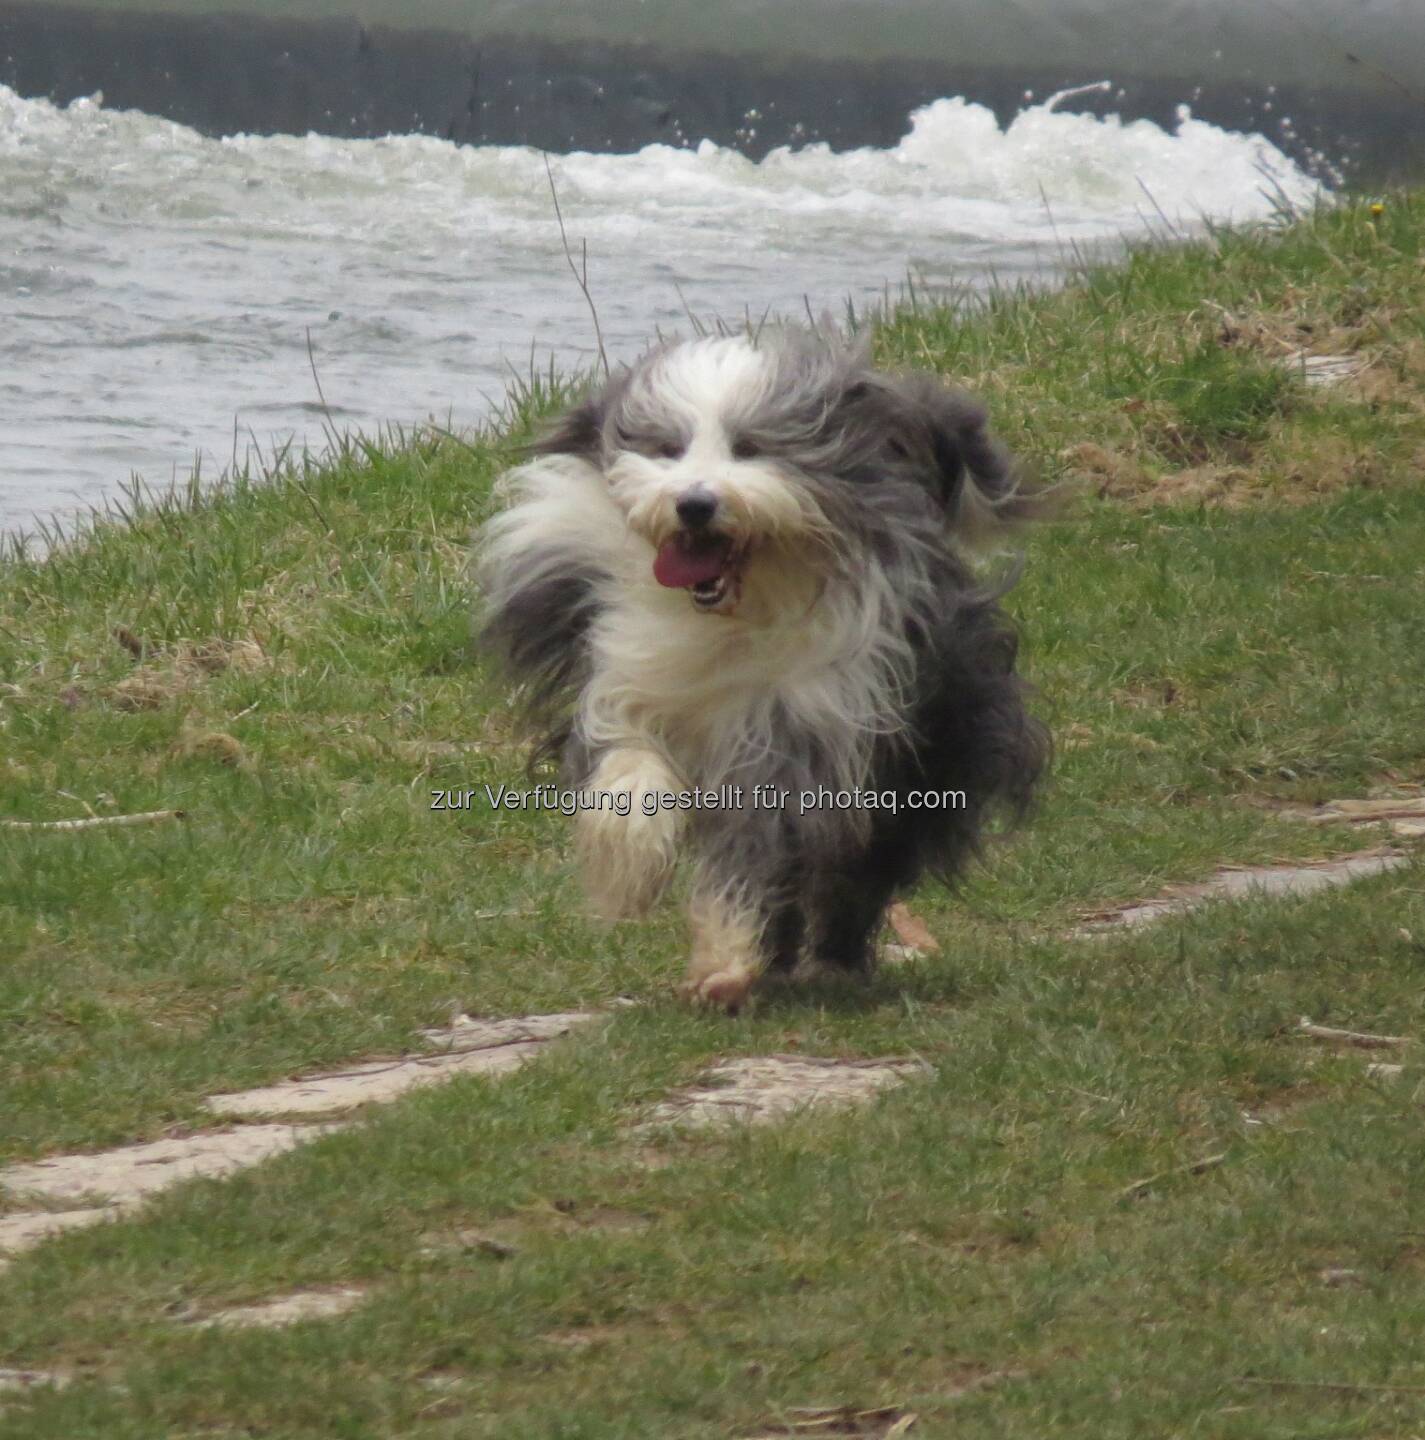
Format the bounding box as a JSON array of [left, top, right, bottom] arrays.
[[1369, 201, 1386, 216]]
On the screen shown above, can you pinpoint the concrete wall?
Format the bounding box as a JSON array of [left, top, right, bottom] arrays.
[[2, 1, 1421, 179]]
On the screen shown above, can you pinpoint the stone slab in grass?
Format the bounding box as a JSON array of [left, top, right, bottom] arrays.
[[199, 1286, 366, 1329], [1273, 794, 1425, 838], [1076, 850, 1407, 933], [0, 1125, 340, 1270], [1284, 351, 1368, 388], [0, 1368, 70, 1395], [418, 1010, 598, 1053], [205, 1012, 598, 1119], [0, 1124, 335, 1211], [0, 1013, 600, 1269], [0, 1207, 116, 1258], [644, 1054, 928, 1130]]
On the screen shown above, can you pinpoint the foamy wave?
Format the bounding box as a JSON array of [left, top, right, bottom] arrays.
[[0, 79, 1323, 533], [1, 82, 1319, 247]]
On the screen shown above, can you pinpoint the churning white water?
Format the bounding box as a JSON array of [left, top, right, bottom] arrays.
[[1, 82, 1320, 536]]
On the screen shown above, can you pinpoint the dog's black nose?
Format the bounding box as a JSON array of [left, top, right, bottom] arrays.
[[675, 488, 719, 530]]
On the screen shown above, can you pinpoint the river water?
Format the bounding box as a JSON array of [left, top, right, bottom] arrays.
[[1, 81, 1320, 538]]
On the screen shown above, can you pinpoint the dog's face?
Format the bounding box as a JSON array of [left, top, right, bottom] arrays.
[[602, 338, 830, 617], [533, 332, 1022, 617]]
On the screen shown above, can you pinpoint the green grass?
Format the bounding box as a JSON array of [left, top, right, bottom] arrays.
[[879, 191, 1425, 499], [2, 194, 1425, 1436]]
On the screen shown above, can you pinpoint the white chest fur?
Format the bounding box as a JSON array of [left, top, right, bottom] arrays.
[[580, 550, 912, 792]]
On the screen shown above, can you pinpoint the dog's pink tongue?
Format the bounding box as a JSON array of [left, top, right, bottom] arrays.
[[653, 539, 727, 589]]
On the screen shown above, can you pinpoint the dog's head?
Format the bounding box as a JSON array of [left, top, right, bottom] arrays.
[[532, 329, 1030, 616]]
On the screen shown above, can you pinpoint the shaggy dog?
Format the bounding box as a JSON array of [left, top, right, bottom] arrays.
[[475, 328, 1047, 1011]]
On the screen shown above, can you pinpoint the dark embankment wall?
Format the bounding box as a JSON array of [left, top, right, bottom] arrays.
[[1, 1, 1422, 180]]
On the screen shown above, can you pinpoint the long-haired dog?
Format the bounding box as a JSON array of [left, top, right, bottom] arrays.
[[475, 327, 1048, 1012]]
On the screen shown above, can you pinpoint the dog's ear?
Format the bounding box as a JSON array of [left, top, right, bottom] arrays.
[[527, 393, 606, 461], [528, 368, 635, 463], [851, 371, 1044, 539], [917, 380, 1024, 518]]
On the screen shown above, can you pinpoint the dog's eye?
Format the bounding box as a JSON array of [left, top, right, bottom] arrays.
[[657, 440, 686, 461], [731, 437, 760, 461]]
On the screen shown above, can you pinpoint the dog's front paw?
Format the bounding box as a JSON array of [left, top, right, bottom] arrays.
[[679, 966, 756, 1015], [576, 749, 682, 918]]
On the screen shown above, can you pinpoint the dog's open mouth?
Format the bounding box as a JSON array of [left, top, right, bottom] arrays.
[[652, 533, 744, 613]]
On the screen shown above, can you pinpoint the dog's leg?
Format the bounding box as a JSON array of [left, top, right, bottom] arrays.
[[763, 899, 806, 977], [806, 838, 911, 974], [680, 881, 782, 1014], [575, 747, 683, 920], [806, 878, 890, 973], [680, 796, 805, 1011]]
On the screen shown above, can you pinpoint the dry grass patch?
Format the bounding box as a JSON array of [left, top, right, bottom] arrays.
[[108, 636, 269, 712]]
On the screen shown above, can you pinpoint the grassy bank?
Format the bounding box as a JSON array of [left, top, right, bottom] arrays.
[[1, 193, 1424, 1437]]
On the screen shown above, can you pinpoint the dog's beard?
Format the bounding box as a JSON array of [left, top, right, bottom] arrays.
[[608, 455, 829, 619]]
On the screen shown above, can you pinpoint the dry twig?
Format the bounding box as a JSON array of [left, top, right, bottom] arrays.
[[746, 1403, 917, 1437], [1296, 1017, 1412, 1051], [543, 153, 610, 378], [1304, 803, 1425, 825], [1121, 1152, 1226, 1201], [1234, 1375, 1425, 1396], [0, 809, 186, 833]]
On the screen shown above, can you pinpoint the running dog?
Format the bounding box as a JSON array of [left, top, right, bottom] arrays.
[[476, 327, 1048, 1011]]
